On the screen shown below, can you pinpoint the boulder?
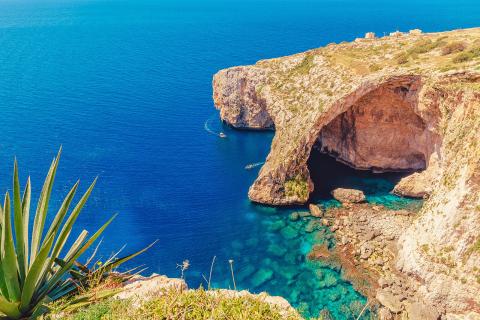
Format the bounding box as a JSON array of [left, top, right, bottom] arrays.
[[307, 243, 331, 260], [376, 290, 402, 313], [309, 204, 323, 217], [298, 211, 311, 218], [115, 274, 187, 303], [378, 307, 393, 320], [331, 188, 366, 204], [289, 212, 300, 221], [360, 243, 374, 259]]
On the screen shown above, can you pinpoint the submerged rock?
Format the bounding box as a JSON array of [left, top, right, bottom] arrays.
[[280, 226, 298, 239], [305, 220, 322, 233], [289, 212, 300, 221], [322, 273, 338, 288], [307, 243, 331, 260], [236, 265, 256, 282], [251, 269, 274, 288], [268, 220, 286, 231], [267, 244, 287, 257], [331, 188, 366, 204], [298, 211, 311, 218]]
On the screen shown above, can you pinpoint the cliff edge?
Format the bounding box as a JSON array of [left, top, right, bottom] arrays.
[[213, 28, 480, 318]]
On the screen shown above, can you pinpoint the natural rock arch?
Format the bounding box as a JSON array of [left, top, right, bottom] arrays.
[[306, 76, 441, 197]]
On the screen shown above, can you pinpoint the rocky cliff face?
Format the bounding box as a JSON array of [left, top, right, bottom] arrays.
[[213, 28, 480, 318]]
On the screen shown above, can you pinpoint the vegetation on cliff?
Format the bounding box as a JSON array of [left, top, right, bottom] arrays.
[[49, 287, 303, 320], [284, 175, 310, 201]]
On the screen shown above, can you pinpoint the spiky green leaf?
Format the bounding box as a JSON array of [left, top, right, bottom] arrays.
[[13, 160, 27, 284], [30, 148, 61, 264], [2, 193, 21, 301], [21, 177, 31, 279]]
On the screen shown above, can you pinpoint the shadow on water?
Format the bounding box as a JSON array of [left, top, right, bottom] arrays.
[[307, 148, 422, 210]]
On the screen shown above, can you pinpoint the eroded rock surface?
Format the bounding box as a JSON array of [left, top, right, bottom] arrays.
[[213, 28, 480, 318]]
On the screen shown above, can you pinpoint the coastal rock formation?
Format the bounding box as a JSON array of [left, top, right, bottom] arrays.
[[213, 67, 273, 129], [213, 28, 480, 318]]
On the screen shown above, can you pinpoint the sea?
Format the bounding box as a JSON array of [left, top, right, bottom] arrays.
[[0, 0, 478, 318]]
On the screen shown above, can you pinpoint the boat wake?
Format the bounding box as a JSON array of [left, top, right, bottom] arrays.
[[245, 162, 264, 170], [204, 117, 227, 138]]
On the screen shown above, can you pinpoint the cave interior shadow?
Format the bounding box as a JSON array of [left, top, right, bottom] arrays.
[[307, 147, 412, 202]]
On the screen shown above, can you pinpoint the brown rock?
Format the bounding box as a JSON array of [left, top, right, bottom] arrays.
[[331, 188, 366, 204], [404, 302, 440, 320], [307, 243, 331, 260], [378, 307, 393, 320], [115, 274, 187, 304], [376, 290, 402, 313], [309, 204, 323, 217]]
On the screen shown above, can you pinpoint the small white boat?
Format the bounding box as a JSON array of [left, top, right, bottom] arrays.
[[219, 132, 227, 138]]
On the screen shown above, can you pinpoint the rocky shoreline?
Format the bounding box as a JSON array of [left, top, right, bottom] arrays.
[[213, 27, 480, 318], [305, 198, 441, 319]]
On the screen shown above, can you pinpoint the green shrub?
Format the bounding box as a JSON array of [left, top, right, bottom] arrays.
[[284, 175, 309, 200], [407, 38, 444, 55], [441, 41, 466, 55], [0, 150, 115, 319], [452, 46, 480, 63], [292, 55, 315, 75]]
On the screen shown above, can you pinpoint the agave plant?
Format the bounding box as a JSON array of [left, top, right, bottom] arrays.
[[0, 150, 115, 319]]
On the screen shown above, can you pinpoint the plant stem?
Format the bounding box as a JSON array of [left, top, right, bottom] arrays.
[[208, 256, 216, 290]]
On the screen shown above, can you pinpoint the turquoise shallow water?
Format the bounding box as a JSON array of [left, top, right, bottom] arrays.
[[0, 0, 473, 318], [205, 143, 423, 318]]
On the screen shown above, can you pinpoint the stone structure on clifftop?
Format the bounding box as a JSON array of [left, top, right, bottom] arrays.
[[213, 28, 480, 319]]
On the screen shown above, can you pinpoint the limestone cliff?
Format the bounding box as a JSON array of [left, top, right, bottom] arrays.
[[213, 28, 480, 318]]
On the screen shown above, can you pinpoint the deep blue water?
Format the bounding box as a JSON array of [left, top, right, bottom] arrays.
[[0, 0, 477, 318]]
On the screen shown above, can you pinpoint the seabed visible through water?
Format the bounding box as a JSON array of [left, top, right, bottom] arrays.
[[208, 134, 422, 319]]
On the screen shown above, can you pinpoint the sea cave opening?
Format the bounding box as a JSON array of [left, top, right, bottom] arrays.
[[307, 79, 438, 204]]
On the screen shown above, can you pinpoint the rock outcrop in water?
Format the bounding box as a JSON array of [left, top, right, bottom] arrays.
[[213, 28, 480, 318]]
